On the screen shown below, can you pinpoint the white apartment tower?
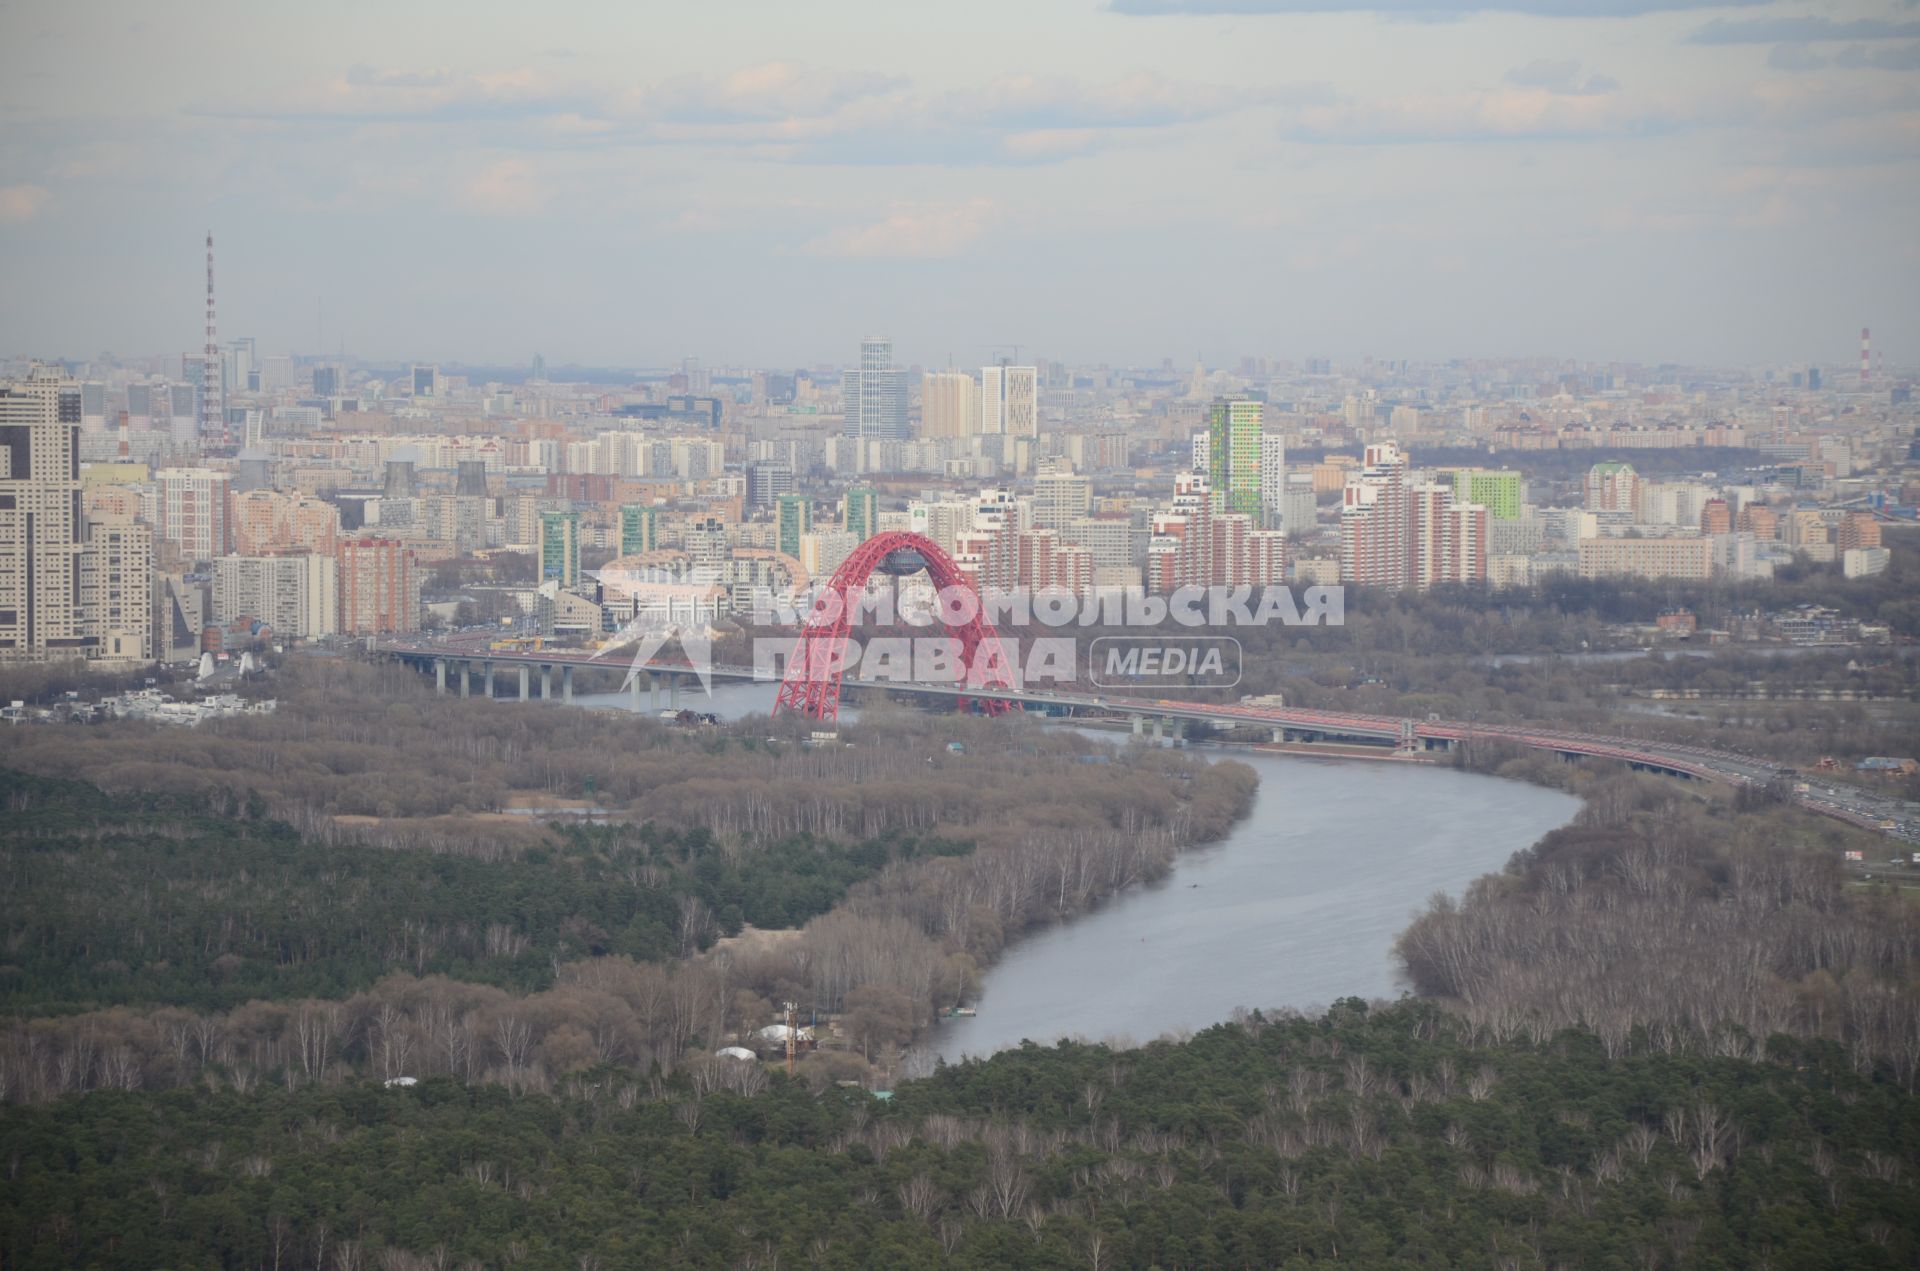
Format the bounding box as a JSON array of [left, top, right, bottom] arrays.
[[981, 363, 1038, 438]]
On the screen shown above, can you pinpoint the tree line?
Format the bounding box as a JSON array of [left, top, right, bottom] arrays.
[[1396, 770, 1920, 1088], [4, 1000, 1915, 1268]]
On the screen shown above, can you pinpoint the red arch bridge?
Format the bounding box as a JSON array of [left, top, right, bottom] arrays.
[[773, 530, 1014, 722]]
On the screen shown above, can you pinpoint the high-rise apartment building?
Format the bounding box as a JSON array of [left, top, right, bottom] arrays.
[[78, 512, 153, 664], [920, 371, 978, 440], [1836, 511, 1882, 552], [1145, 472, 1287, 593], [844, 486, 879, 541], [1260, 432, 1286, 523], [1738, 503, 1778, 538], [1340, 442, 1411, 589], [539, 510, 581, 586], [1584, 461, 1640, 514], [0, 369, 87, 661], [1, 368, 157, 664], [1447, 470, 1524, 521], [231, 489, 341, 557], [980, 364, 1038, 438], [1206, 397, 1263, 518], [619, 504, 660, 557], [776, 494, 812, 559], [1410, 484, 1489, 588], [215, 552, 338, 640], [337, 538, 421, 635], [1032, 473, 1093, 532], [1341, 442, 1487, 590], [843, 338, 909, 441], [155, 467, 233, 561], [745, 460, 794, 509]]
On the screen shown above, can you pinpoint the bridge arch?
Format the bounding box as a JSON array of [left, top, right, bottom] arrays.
[[773, 531, 1016, 722]]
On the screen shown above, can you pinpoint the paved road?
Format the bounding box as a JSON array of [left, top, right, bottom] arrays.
[[377, 634, 1920, 845]]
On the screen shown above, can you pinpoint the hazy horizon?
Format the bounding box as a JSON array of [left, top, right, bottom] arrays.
[[3, 0, 1916, 369]]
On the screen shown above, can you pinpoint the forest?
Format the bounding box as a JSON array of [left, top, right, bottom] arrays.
[[5, 650, 1920, 1265], [4, 1001, 1916, 1269], [1397, 770, 1920, 1087], [0, 768, 973, 1015], [0, 672, 1255, 1101]]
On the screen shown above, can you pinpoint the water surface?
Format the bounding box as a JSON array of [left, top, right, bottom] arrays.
[[936, 752, 1578, 1059]]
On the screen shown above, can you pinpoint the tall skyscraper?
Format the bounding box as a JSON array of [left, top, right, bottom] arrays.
[[981, 363, 1038, 438], [1, 368, 152, 664], [539, 510, 581, 586], [921, 371, 978, 439], [777, 494, 813, 559], [843, 338, 909, 440], [1207, 397, 1264, 519], [411, 364, 439, 398]]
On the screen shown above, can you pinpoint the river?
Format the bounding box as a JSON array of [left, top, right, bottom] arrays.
[[572, 680, 1581, 1061]]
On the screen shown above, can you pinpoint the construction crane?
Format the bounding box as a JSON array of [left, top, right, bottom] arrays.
[[977, 343, 1024, 366]]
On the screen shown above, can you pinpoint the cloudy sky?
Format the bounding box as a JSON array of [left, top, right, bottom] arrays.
[[1, 0, 1915, 370]]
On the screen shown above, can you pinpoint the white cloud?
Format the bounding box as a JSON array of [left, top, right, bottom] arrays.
[[1503, 60, 1620, 96], [462, 160, 545, 216], [0, 185, 50, 223], [804, 199, 1000, 258]]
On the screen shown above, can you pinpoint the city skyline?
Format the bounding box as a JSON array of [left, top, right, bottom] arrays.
[[2, 0, 1916, 368]]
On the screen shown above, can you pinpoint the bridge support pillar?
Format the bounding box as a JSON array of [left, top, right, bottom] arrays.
[[668, 673, 679, 709], [1272, 727, 1284, 744], [518, 666, 529, 701], [648, 674, 658, 710], [459, 661, 471, 698], [1131, 715, 1143, 738], [434, 658, 446, 695], [483, 662, 494, 699], [561, 664, 573, 704], [629, 675, 643, 708], [541, 665, 553, 700], [1151, 718, 1165, 742]]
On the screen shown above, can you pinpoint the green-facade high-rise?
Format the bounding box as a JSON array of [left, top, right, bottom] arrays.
[[1447, 470, 1523, 521], [539, 510, 581, 586], [845, 486, 879, 542], [1207, 397, 1264, 518], [619, 504, 659, 556], [777, 495, 812, 559]]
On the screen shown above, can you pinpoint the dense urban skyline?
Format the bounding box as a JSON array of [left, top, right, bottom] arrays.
[[3, 0, 1917, 367]]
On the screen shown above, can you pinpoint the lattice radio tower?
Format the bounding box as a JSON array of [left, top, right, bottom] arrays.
[[202, 232, 223, 446]]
